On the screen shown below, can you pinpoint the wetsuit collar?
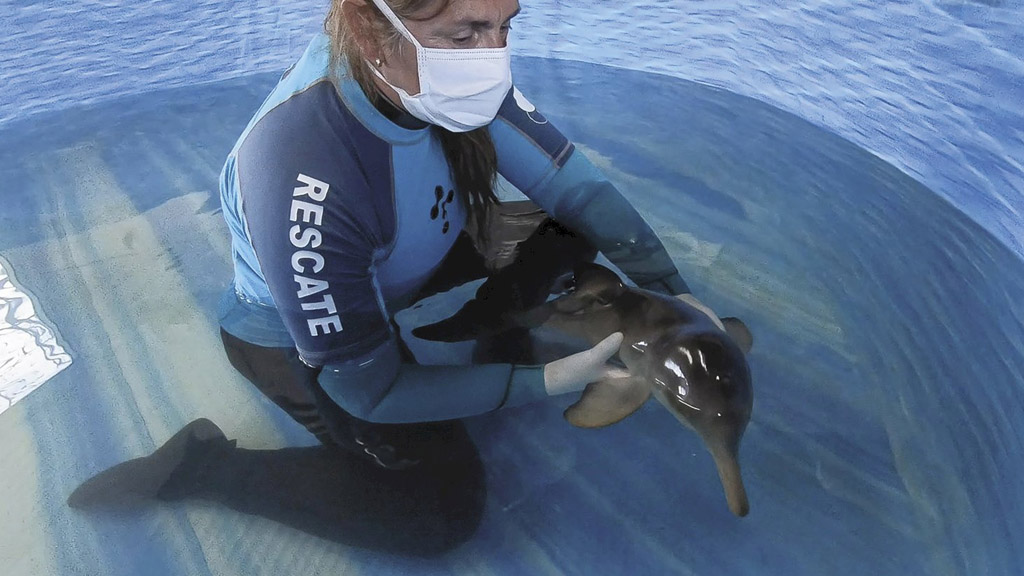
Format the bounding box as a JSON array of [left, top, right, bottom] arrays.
[[333, 55, 430, 144], [374, 90, 430, 131]]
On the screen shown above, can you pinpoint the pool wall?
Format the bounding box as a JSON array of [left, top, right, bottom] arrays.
[[4, 0, 1023, 257]]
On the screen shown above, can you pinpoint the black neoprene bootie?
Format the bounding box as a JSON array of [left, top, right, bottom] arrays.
[[67, 418, 236, 509]]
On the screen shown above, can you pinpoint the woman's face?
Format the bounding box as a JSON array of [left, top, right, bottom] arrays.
[[376, 0, 520, 98]]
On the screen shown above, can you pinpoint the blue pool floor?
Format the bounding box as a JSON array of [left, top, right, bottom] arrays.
[[1, 58, 1022, 575]]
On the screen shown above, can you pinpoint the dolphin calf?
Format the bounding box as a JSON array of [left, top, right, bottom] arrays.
[[414, 262, 754, 517]]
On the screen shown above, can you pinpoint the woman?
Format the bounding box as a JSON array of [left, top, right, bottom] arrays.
[[68, 0, 724, 555], [216, 0, 719, 468]]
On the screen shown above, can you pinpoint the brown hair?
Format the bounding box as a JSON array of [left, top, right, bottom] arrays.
[[324, 0, 500, 244]]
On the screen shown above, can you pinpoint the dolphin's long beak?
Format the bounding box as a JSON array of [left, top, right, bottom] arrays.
[[709, 444, 749, 517]]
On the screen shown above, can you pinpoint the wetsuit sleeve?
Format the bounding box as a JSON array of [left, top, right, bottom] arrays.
[[236, 81, 547, 425], [319, 340, 547, 424], [489, 87, 690, 295]]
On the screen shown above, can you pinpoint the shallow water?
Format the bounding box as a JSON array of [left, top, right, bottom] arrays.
[[1, 55, 1021, 575]]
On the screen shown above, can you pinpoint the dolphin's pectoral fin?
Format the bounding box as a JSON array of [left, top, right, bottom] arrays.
[[722, 317, 753, 354], [564, 375, 651, 428]]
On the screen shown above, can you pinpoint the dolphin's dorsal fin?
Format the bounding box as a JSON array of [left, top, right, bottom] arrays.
[[564, 374, 651, 428], [721, 317, 753, 354]]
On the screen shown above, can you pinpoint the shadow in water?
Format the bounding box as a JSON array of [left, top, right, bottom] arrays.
[[66, 418, 487, 558]]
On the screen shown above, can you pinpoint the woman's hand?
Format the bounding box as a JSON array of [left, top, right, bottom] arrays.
[[543, 332, 629, 396]]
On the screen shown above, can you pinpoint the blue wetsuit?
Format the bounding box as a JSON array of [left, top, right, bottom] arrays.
[[218, 33, 689, 426]]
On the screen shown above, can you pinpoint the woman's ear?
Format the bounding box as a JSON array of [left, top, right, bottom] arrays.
[[341, 0, 385, 64]]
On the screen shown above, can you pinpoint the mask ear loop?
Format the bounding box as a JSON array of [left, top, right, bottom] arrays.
[[338, 0, 422, 101], [367, 0, 428, 94], [368, 0, 426, 50]]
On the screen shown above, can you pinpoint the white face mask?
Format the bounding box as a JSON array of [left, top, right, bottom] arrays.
[[367, 0, 513, 132]]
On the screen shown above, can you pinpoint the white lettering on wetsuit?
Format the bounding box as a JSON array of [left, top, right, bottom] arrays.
[[289, 173, 342, 337]]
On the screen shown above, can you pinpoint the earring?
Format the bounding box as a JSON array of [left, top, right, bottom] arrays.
[[374, 58, 382, 67]]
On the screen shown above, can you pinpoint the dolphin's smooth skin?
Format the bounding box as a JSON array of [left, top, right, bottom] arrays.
[[414, 262, 754, 517]]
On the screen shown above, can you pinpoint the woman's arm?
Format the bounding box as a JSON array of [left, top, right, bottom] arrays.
[[316, 331, 624, 424], [489, 87, 690, 296], [530, 149, 691, 296]]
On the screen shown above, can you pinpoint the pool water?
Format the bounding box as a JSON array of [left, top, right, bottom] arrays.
[[0, 55, 1022, 575]]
